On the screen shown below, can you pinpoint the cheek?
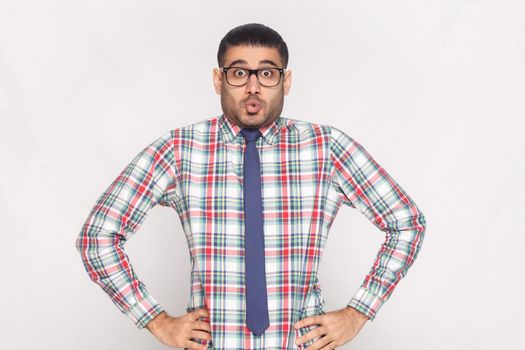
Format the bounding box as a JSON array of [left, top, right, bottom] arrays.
[[266, 90, 284, 107], [223, 89, 243, 106], [221, 90, 236, 107]]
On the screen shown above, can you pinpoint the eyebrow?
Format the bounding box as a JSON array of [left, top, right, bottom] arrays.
[[226, 59, 280, 68]]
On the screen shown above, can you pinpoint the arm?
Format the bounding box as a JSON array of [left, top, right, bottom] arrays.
[[329, 127, 427, 321], [75, 130, 178, 328]]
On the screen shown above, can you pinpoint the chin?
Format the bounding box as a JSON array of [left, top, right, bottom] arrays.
[[240, 114, 266, 127]]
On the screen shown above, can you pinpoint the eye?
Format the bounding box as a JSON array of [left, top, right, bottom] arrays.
[[260, 69, 273, 78], [233, 69, 246, 77]]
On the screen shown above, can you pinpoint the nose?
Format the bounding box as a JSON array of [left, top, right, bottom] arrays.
[[245, 72, 261, 95]]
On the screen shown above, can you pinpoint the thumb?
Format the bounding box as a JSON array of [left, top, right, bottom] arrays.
[[195, 307, 210, 319]]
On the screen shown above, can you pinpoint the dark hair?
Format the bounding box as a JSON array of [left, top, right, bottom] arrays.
[[217, 23, 289, 68]]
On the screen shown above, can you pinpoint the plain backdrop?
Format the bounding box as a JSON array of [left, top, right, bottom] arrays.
[[1, 1, 524, 349]]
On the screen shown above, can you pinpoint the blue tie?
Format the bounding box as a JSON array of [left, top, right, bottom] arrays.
[[240, 128, 270, 336]]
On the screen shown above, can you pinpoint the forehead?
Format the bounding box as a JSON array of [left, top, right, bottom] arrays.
[[223, 45, 283, 67]]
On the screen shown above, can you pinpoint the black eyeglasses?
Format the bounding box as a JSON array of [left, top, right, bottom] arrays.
[[221, 66, 285, 87]]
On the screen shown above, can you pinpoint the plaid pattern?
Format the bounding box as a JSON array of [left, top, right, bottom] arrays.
[[76, 114, 426, 350]]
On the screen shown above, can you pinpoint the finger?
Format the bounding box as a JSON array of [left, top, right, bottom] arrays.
[[191, 330, 213, 341], [295, 315, 323, 329], [320, 341, 336, 350], [307, 335, 332, 350], [296, 326, 326, 346], [193, 308, 210, 320], [194, 308, 210, 316], [185, 339, 207, 350], [194, 320, 212, 332]]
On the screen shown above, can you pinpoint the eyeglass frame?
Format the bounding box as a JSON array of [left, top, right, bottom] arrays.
[[221, 66, 286, 87]]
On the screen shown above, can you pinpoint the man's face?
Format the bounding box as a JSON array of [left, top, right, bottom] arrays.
[[213, 45, 292, 129]]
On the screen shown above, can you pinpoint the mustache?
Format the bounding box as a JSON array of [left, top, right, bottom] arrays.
[[243, 96, 262, 103]]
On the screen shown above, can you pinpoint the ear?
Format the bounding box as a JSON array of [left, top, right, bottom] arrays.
[[283, 69, 292, 96], [213, 68, 223, 95]]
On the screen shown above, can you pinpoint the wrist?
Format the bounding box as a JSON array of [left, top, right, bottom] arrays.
[[344, 306, 370, 323], [145, 311, 168, 334]]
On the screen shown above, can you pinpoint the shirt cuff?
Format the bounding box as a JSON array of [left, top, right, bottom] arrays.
[[346, 286, 386, 322], [126, 293, 165, 329]]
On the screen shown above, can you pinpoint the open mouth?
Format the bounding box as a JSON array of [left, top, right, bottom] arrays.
[[245, 99, 262, 114]]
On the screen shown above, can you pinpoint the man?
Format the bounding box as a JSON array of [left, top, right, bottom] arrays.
[[76, 23, 426, 350]]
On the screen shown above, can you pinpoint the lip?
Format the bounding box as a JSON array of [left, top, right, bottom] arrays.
[[244, 98, 262, 113], [244, 99, 261, 108]]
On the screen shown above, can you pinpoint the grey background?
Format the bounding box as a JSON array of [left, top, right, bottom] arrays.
[[1, 0, 524, 349]]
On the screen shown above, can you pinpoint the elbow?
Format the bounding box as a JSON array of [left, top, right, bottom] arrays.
[[75, 231, 83, 255], [413, 209, 427, 248], [75, 224, 88, 256], [75, 225, 96, 277], [75, 229, 90, 275], [416, 208, 427, 234], [75, 224, 120, 284]]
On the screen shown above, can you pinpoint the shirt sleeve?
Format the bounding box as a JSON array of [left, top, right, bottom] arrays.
[[329, 126, 427, 322], [75, 130, 179, 329]]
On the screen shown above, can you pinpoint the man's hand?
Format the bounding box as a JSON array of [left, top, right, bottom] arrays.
[[294, 306, 369, 349], [145, 308, 212, 350]]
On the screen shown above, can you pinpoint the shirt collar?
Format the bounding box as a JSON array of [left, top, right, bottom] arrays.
[[218, 113, 287, 145]]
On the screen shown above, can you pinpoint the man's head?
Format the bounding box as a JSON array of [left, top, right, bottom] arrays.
[[213, 23, 292, 129]]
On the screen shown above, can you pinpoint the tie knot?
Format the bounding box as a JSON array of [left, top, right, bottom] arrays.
[[240, 128, 262, 143]]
